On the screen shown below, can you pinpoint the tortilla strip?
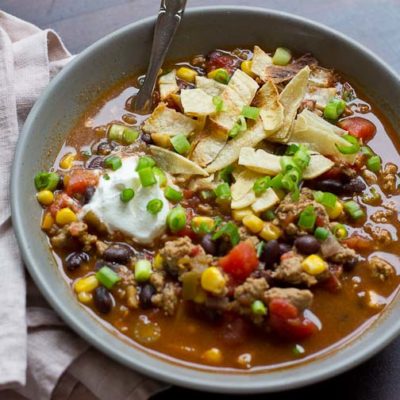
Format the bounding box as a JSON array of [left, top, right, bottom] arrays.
[[150, 145, 208, 176], [206, 120, 268, 173], [195, 76, 226, 97], [238, 147, 335, 179], [181, 88, 216, 116], [251, 46, 273, 79], [309, 66, 336, 88], [269, 66, 311, 143], [305, 86, 337, 109], [143, 103, 198, 137], [251, 188, 280, 213], [159, 70, 179, 100], [231, 191, 256, 209], [291, 109, 357, 163], [253, 80, 284, 134], [231, 169, 262, 201]]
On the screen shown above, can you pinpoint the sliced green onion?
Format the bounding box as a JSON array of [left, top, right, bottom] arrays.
[[171, 134, 190, 155], [213, 68, 230, 84], [152, 166, 167, 186], [253, 176, 271, 196], [34, 172, 60, 191], [344, 200, 365, 220], [361, 146, 374, 157], [332, 223, 348, 239], [199, 190, 216, 201], [314, 227, 330, 241], [218, 165, 234, 184], [323, 98, 347, 120], [237, 115, 247, 131], [108, 124, 139, 144], [228, 123, 241, 138], [262, 209, 276, 221], [104, 155, 122, 171], [167, 206, 187, 233], [120, 188, 135, 203], [282, 169, 301, 190], [138, 167, 156, 187], [256, 242, 264, 258], [242, 105, 260, 120], [270, 173, 284, 190], [164, 186, 183, 202], [336, 134, 360, 154], [251, 300, 267, 315], [134, 259, 152, 282], [280, 156, 299, 173], [147, 199, 163, 215], [272, 47, 292, 66], [212, 221, 240, 246], [293, 145, 311, 170], [96, 266, 121, 289], [285, 144, 300, 155], [213, 96, 224, 112], [366, 155, 381, 173], [314, 191, 337, 209], [136, 156, 155, 171], [298, 206, 317, 231], [214, 182, 231, 200], [103, 174, 110, 181]]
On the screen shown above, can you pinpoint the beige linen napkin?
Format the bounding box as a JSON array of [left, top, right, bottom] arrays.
[[0, 11, 167, 400]]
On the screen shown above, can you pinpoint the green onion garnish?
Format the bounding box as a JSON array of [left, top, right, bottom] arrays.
[[103, 174, 110, 181], [332, 223, 348, 239], [285, 144, 300, 155], [136, 156, 155, 171], [104, 155, 122, 171], [314, 191, 337, 209], [256, 241, 264, 257], [199, 190, 216, 201], [270, 173, 284, 190], [138, 167, 156, 187], [108, 124, 139, 144], [214, 182, 231, 200], [147, 199, 163, 215], [272, 47, 292, 66], [212, 68, 230, 84], [212, 221, 240, 246], [213, 96, 224, 112], [262, 209, 276, 221], [171, 134, 190, 155], [152, 166, 167, 186], [167, 206, 187, 233], [298, 206, 317, 231], [134, 259, 152, 282], [96, 266, 121, 289], [336, 134, 360, 154], [323, 98, 346, 120], [293, 145, 311, 170], [366, 155, 381, 173], [218, 165, 234, 184], [251, 300, 267, 315], [361, 146, 374, 157], [314, 227, 330, 241], [164, 186, 183, 202], [242, 105, 260, 120], [120, 188, 135, 203], [253, 176, 271, 196], [344, 200, 365, 220], [34, 172, 60, 191], [228, 123, 241, 138]]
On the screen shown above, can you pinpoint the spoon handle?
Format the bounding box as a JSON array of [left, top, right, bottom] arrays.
[[134, 0, 187, 112]]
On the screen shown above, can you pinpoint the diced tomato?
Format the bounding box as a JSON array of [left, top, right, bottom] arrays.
[[343, 234, 374, 251], [315, 215, 325, 227], [320, 166, 342, 180], [183, 189, 195, 199], [338, 117, 376, 142], [321, 273, 342, 293], [219, 241, 259, 281], [269, 298, 318, 340], [206, 50, 241, 74], [65, 169, 98, 196], [48, 192, 80, 217]]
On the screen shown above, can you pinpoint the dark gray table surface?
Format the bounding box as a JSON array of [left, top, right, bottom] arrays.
[[1, 1, 399, 399]]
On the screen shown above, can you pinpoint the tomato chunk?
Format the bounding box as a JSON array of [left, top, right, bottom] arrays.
[[206, 50, 241, 74], [269, 298, 318, 340], [342, 234, 375, 251], [219, 241, 259, 281], [65, 169, 99, 196], [338, 117, 376, 142]]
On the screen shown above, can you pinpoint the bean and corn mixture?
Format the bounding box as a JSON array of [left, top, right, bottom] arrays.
[[35, 46, 400, 369]]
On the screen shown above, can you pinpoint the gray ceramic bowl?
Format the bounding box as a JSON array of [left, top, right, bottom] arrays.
[[11, 5, 400, 394]]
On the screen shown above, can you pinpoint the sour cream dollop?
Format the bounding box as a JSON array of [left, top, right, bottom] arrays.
[[82, 156, 170, 244]]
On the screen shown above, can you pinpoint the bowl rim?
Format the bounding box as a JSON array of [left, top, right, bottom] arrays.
[[11, 5, 400, 393]]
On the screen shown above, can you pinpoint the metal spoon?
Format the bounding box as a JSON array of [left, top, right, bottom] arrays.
[[132, 0, 187, 113]]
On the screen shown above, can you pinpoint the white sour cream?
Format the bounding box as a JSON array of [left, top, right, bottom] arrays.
[[82, 156, 170, 244]]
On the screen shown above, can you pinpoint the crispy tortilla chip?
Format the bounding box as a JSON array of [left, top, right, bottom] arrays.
[[251, 188, 280, 213], [206, 120, 268, 173], [253, 80, 284, 133], [251, 46, 273, 79], [228, 69, 259, 105], [143, 103, 198, 137], [159, 70, 179, 100], [232, 191, 256, 209], [231, 169, 262, 201], [305, 86, 337, 109], [150, 145, 208, 176], [195, 76, 226, 97], [309, 66, 336, 88], [291, 109, 357, 163], [181, 88, 216, 116], [238, 147, 334, 179], [269, 66, 311, 143]]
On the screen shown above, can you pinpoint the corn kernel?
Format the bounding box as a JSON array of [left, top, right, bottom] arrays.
[[201, 267, 226, 295], [241, 60, 255, 77], [259, 222, 282, 241], [232, 208, 254, 222], [191, 216, 214, 232], [41, 213, 54, 230], [37, 190, 54, 206], [151, 133, 171, 148], [77, 291, 93, 304], [202, 347, 223, 364], [327, 200, 343, 219], [56, 207, 77, 226], [176, 66, 198, 83], [242, 214, 264, 234], [74, 275, 99, 293], [301, 254, 328, 275], [153, 253, 164, 270], [59, 153, 75, 170]]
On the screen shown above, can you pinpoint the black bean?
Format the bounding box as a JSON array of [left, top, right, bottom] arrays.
[[93, 286, 113, 314], [87, 156, 104, 169], [342, 179, 366, 195], [65, 251, 90, 271], [260, 240, 280, 267], [94, 259, 120, 272], [95, 141, 118, 155], [216, 238, 232, 256], [139, 284, 156, 308], [344, 257, 359, 270], [141, 133, 153, 145], [278, 243, 292, 257], [294, 235, 321, 255], [200, 234, 217, 255], [103, 243, 134, 264], [84, 186, 96, 204], [309, 179, 343, 195]]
